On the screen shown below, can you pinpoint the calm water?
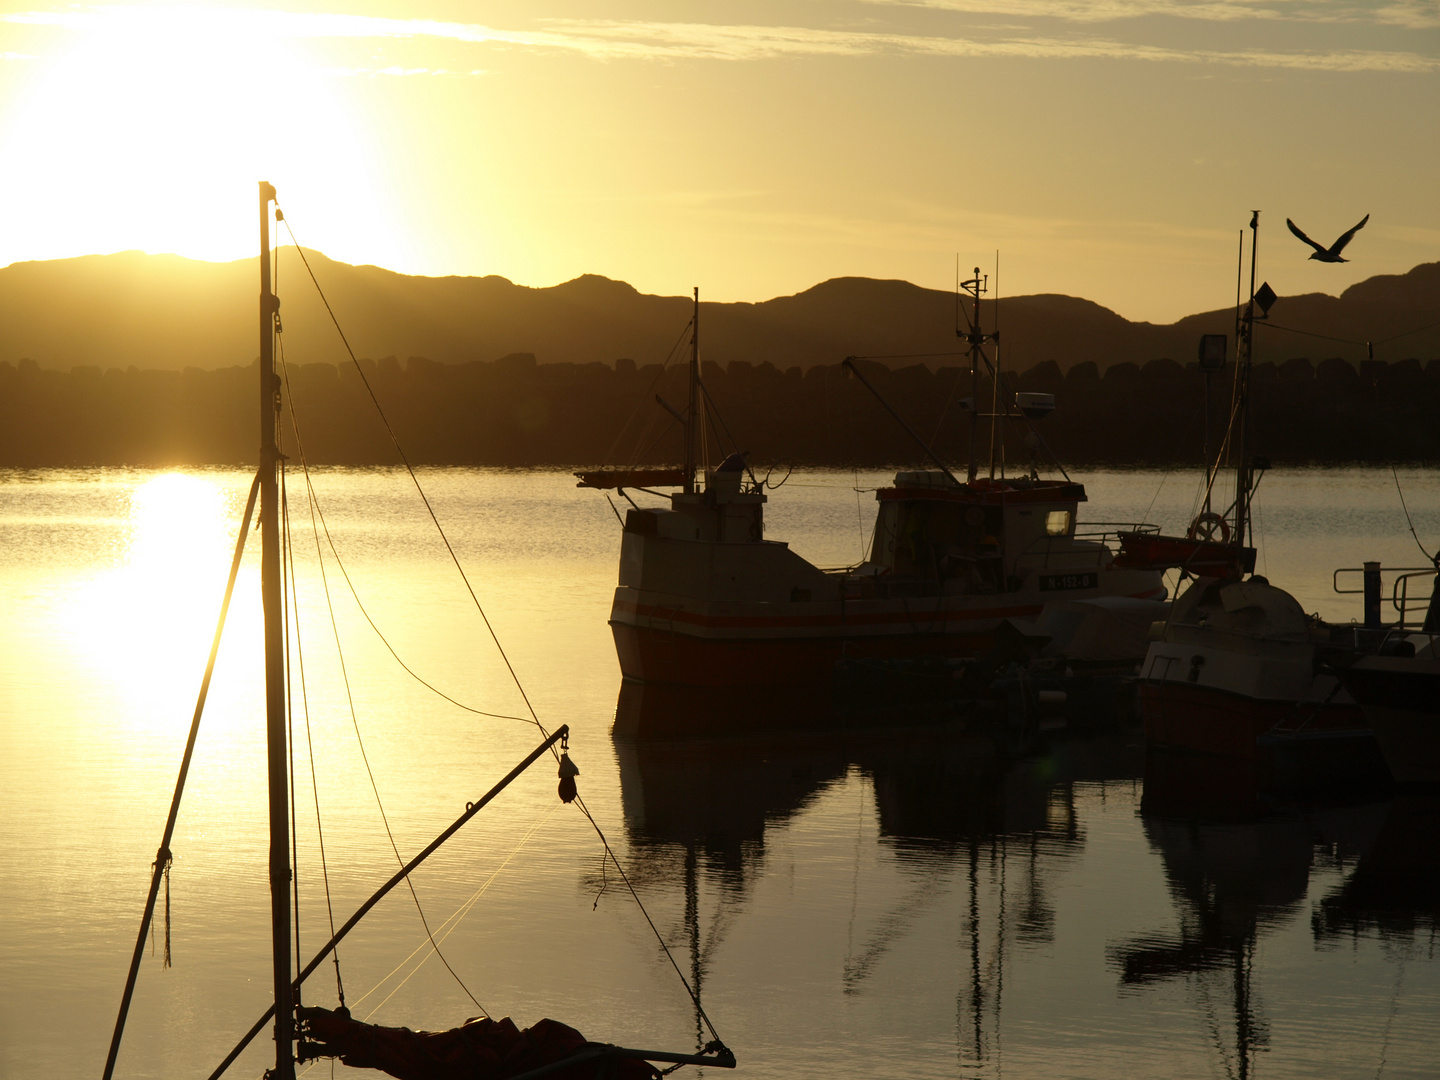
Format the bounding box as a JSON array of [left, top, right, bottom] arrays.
[[1, 466, 1437, 1080]]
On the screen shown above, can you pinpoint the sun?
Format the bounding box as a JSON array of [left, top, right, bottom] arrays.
[[0, 5, 398, 266]]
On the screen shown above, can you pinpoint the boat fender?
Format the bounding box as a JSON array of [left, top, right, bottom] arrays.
[[557, 752, 580, 803], [1187, 654, 1205, 683]]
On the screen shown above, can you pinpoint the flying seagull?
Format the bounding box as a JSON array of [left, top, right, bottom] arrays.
[[1286, 214, 1369, 262]]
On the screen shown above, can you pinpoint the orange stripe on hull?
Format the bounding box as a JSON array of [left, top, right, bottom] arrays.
[[612, 588, 1165, 637]]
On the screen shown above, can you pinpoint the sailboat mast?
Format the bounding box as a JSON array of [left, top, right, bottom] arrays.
[[258, 180, 296, 1080], [685, 288, 699, 495]]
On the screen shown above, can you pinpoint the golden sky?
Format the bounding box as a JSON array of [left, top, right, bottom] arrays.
[[0, 1, 1436, 323]]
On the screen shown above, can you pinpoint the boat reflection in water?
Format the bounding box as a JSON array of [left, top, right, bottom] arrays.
[[1312, 792, 1440, 946], [613, 682, 1145, 1069], [1111, 752, 1391, 1080]]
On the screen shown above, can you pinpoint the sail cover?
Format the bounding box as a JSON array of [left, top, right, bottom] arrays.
[[298, 1007, 660, 1080]]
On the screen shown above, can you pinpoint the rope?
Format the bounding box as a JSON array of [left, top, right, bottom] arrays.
[[161, 856, 172, 969]]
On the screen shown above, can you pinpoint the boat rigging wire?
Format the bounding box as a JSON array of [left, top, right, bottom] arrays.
[[604, 317, 693, 469], [279, 219, 547, 737], [1143, 465, 1174, 528], [100, 471, 261, 1080], [272, 217, 733, 1071], [1390, 466, 1434, 563], [207, 727, 569, 1080], [604, 492, 626, 525], [697, 378, 754, 483], [1259, 316, 1440, 351], [277, 240, 316, 1009], [277, 355, 530, 725], [274, 338, 487, 1018], [281, 463, 308, 1004], [570, 792, 725, 1048], [354, 804, 563, 1020], [280, 458, 346, 1010]]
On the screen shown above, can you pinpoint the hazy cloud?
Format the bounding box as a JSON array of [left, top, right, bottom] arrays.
[[858, 0, 1440, 27], [543, 19, 1440, 71], [3, 6, 1435, 70]]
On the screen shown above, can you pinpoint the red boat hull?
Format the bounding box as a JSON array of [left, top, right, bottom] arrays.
[[1140, 679, 1372, 763]]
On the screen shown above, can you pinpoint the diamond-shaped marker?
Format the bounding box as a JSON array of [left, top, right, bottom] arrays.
[[1255, 281, 1277, 315]]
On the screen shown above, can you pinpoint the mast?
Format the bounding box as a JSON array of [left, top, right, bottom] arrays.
[[685, 288, 698, 495], [1233, 212, 1259, 550], [990, 253, 1002, 481], [959, 268, 994, 484], [258, 180, 295, 1080]]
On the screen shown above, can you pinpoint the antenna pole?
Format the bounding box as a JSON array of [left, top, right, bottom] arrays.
[[1234, 212, 1259, 552], [258, 179, 295, 1080], [685, 288, 698, 495]]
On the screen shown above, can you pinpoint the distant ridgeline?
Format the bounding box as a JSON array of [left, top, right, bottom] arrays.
[[3, 351, 1440, 467]]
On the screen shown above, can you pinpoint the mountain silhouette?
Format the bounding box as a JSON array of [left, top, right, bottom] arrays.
[[2, 251, 1437, 373]]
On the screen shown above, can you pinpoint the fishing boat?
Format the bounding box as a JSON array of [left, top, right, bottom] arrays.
[[100, 184, 735, 1080], [1131, 213, 1384, 786], [580, 275, 1166, 733]]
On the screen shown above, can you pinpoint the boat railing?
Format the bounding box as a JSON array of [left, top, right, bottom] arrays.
[[1333, 564, 1438, 629], [1074, 521, 1161, 546], [1392, 569, 1438, 628]]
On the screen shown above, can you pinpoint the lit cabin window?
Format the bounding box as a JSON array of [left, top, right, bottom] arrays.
[[1045, 510, 1072, 536]]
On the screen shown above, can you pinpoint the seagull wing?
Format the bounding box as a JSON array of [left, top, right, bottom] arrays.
[[1287, 218, 1327, 255], [1328, 213, 1370, 257]]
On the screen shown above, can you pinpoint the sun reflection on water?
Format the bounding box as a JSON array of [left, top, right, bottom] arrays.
[[60, 472, 261, 739]]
